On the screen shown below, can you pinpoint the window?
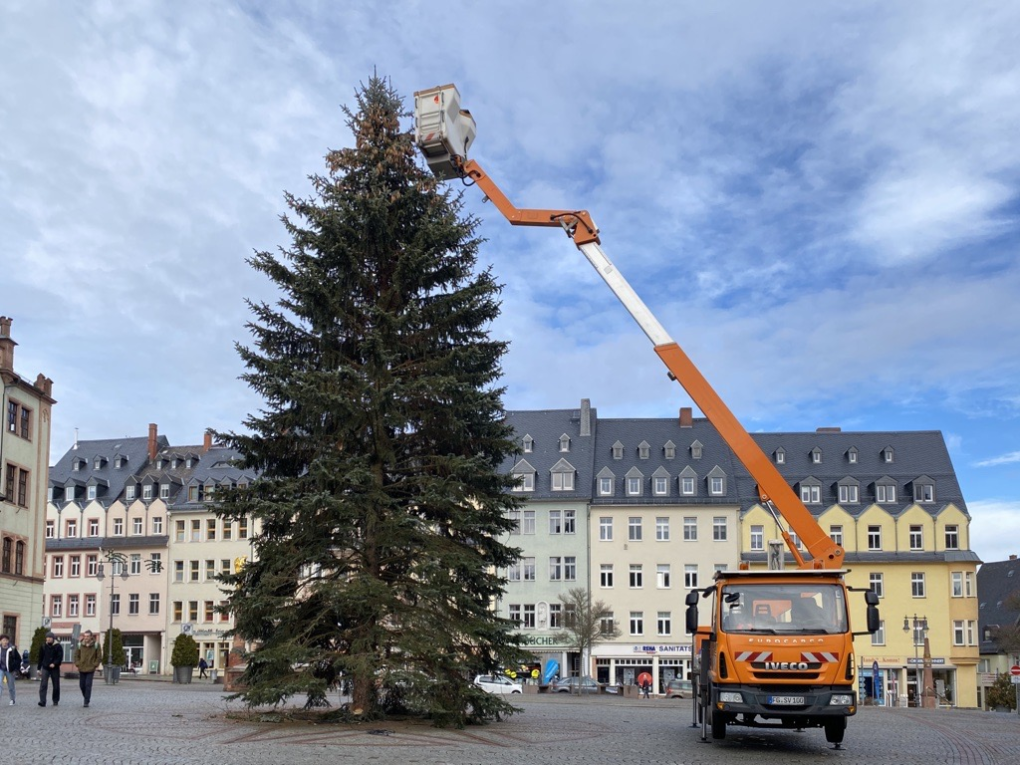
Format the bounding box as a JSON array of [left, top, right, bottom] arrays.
[[523, 604, 536, 629], [1, 538, 10, 573], [628, 517, 642, 541], [142, 484, 153, 500], [130, 553, 141, 575], [665, 443, 676, 459], [691, 442, 702, 459], [909, 525, 923, 550], [125, 484, 136, 500], [87, 555, 98, 577], [683, 517, 697, 541], [549, 604, 562, 628], [713, 517, 727, 541], [613, 443, 624, 459], [153, 516, 163, 535], [914, 482, 935, 503], [206, 559, 216, 580], [951, 572, 963, 597], [87, 485, 97, 501], [129, 593, 140, 615], [89, 518, 99, 536], [871, 620, 885, 646], [653, 476, 668, 496], [884, 448, 894, 463], [149, 593, 160, 615], [150, 553, 161, 573], [627, 477, 642, 496], [51, 595, 62, 617], [681, 476, 695, 495], [967, 620, 976, 645], [64, 519, 77, 538], [173, 602, 183, 622], [563, 556, 576, 581], [812, 448, 822, 464], [189, 601, 199, 622], [629, 564, 643, 588], [550, 557, 564, 581], [638, 442, 649, 459], [160, 483, 170, 499], [7, 399, 32, 439], [599, 517, 613, 541], [709, 476, 724, 495], [52, 556, 64, 578], [190, 560, 200, 582], [45, 520, 54, 538], [111, 594, 120, 616], [238, 517, 248, 539], [829, 525, 843, 547], [953, 620, 965, 646], [521, 510, 535, 535], [175, 520, 185, 542], [848, 448, 858, 464], [207, 518, 217, 541], [70, 555, 81, 577], [869, 572, 884, 598], [133, 517, 143, 535], [599, 477, 613, 495], [867, 526, 882, 551], [684, 564, 698, 588], [656, 517, 670, 541], [775, 448, 785, 464], [522, 435, 533, 453], [549, 510, 562, 534], [876, 484, 896, 503], [522, 557, 535, 581], [205, 601, 215, 622], [191, 520, 201, 542], [945, 525, 959, 550], [513, 472, 534, 491], [563, 510, 576, 534], [629, 611, 644, 636], [174, 561, 185, 583], [113, 518, 124, 535], [911, 572, 926, 598], [86, 594, 96, 617], [14, 541, 24, 575], [965, 571, 974, 597], [838, 485, 858, 504], [507, 561, 521, 581], [559, 434, 570, 452], [600, 564, 614, 588], [656, 564, 671, 589], [657, 612, 671, 636], [800, 485, 821, 503], [601, 614, 615, 634], [750, 525, 764, 551]]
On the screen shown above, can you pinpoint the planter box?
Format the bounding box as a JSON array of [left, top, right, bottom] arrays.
[[173, 666, 194, 684], [103, 666, 121, 685]]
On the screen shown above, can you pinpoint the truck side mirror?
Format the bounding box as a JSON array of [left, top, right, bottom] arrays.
[[864, 590, 880, 633], [685, 590, 700, 634]]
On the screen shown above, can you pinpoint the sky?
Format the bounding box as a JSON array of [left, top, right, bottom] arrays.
[[2, 1, 1018, 563]]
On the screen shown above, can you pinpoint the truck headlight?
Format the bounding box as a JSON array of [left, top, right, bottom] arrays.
[[829, 694, 854, 705], [719, 692, 743, 703]]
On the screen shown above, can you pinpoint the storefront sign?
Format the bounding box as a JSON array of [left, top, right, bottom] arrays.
[[907, 658, 946, 665], [631, 645, 692, 655], [519, 635, 562, 647]]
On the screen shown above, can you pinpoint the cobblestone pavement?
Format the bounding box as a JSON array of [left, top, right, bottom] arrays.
[[4, 678, 1019, 765]]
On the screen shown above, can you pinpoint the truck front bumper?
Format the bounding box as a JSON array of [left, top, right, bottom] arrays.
[[713, 685, 856, 721]]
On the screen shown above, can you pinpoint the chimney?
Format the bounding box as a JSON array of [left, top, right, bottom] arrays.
[[203, 431, 213, 452], [580, 399, 591, 437], [1011, 555, 1017, 561], [148, 423, 158, 461], [0, 316, 15, 371], [679, 407, 693, 428], [816, 427, 842, 433]]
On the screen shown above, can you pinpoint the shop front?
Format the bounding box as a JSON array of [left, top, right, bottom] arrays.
[[594, 643, 693, 693]]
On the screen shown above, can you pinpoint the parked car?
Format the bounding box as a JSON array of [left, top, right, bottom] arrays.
[[551, 676, 601, 694], [473, 674, 523, 695], [665, 679, 693, 698]]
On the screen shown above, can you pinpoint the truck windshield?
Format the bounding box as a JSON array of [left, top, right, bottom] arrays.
[[719, 583, 847, 634]]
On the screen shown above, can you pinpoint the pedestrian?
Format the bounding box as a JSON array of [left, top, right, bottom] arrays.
[[0, 634, 21, 705], [74, 630, 102, 708], [198, 657, 208, 679], [641, 678, 651, 698], [37, 632, 63, 707]]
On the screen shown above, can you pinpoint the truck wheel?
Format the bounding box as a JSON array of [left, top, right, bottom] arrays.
[[710, 709, 726, 740], [824, 718, 846, 744]]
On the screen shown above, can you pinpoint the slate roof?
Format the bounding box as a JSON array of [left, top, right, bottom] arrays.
[[167, 444, 254, 511], [49, 435, 166, 505], [502, 405, 597, 501], [977, 556, 1020, 654]]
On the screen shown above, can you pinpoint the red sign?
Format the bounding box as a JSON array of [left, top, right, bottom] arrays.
[[1010, 665, 1020, 677]]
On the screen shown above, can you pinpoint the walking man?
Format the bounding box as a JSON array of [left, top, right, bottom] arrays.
[[37, 632, 63, 707], [74, 630, 102, 708], [0, 634, 21, 705], [198, 657, 208, 679]]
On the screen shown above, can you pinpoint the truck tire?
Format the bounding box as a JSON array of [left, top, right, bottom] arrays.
[[710, 709, 726, 740], [824, 718, 846, 744]]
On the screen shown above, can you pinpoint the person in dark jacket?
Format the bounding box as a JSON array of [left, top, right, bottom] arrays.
[[38, 632, 63, 707], [0, 634, 21, 705]]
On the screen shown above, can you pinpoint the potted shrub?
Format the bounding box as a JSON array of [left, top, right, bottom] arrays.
[[171, 633, 199, 684], [28, 627, 48, 680], [103, 628, 127, 684]]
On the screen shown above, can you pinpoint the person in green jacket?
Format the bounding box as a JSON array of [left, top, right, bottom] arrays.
[[74, 630, 102, 708]]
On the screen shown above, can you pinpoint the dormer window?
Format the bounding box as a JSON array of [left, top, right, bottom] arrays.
[[652, 467, 670, 496], [638, 441, 650, 459], [707, 466, 726, 496], [597, 467, 615, 496], [883, 447, 894, 463], [171, 458, 179, 469], [847, 447, 858, 464], [612, 441, 624, 459], [156, 458, 166, 470], [125, 484, 136, 500], [799, 477, 822, 504], [93, 457, 103, 470], [837, 477, 860, 504], [186, 457, 194, 468], [912, 477, 935, 503], [559, 434, 571, 453], [142, 484, 153, 500], [625, 468, 644, 496], [114, 455, 125, 469], [690, 440, 703, 460], [550, 459, 575, 491], [811, 447, 823, 464], [664, 441, 676, 459], [511, 459, 536, 492], [87, 485, 97, 500], [875, 478, 896, 504], [160, 483, 170, 500], [522, 435, 533, 453], [775, 448, 785, 464]]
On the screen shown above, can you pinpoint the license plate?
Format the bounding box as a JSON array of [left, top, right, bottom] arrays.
[[767, 695, 805, 705]]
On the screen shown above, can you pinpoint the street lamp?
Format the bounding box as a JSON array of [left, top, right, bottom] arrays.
[[96, 549, 129, 682], [903, 614, 928, 707]]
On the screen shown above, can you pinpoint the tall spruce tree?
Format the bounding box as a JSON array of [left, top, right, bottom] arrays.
[[216, 77, 524, 726]]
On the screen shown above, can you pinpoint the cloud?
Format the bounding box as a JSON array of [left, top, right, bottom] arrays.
[[969, 500, 1020, 564], [975, 452, 1020, 468]]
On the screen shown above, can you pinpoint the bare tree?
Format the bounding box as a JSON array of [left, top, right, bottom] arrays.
[[553, 587, 621, 692]]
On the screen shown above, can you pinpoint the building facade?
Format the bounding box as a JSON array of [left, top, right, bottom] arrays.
[[0, 316, 55, 648]]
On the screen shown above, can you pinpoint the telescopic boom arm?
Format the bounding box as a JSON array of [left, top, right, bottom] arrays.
[[414, 84, 844, 570]]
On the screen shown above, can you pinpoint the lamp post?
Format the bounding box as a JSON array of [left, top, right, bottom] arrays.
[[96, 549, 129, 683], [903, 614, 928, 707]]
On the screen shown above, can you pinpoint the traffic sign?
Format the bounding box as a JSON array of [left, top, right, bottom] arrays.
[[1010, 665, 1020, 677]]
